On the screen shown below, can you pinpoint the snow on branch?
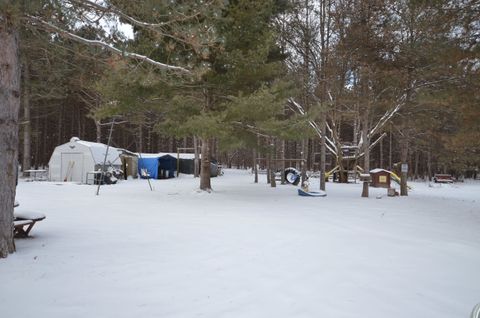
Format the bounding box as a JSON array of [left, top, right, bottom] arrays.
[[26, 15, 191, 74], [232, 122, 272, 138], [287, 98, 337, 156], [354, 132, 387, 160], [368, 93, 407, 139], [367, 77, 457, 139], [369, 132, 387, 151], [68, 0, 201, 29]]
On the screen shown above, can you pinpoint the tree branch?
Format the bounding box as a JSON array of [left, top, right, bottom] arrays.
[[287, 98, 337, 156], [26, 15, 191, 74], [67, 0, 201, 28]]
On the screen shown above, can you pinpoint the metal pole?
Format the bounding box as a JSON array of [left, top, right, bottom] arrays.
[[96, 118, 115, 196], [137, 152, 153, 191]]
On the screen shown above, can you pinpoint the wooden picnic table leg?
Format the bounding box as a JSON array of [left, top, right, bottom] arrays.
[[14, 227, 27, 238], [24, 221, 36, 236]]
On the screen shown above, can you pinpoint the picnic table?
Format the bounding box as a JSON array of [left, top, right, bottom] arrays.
[[433, 174, 454, 183], [24, 169, 47, 181], [13, 211, 46, 238]]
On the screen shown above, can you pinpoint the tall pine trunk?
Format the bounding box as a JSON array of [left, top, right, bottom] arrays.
[[361, 115, 370, 198], [400, 138, 409, 196], [22, 55, 31, 174], [253, 148, 258, 183], [95, 120, 101, 143], [0, 22, 20, 258], [199, 137, 211, 191], [193, 136, 199, 178], [320, 117, 326, 191]]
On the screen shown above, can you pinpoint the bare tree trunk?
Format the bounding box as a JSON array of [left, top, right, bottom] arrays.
[[193, 136, 199, 178], [379, 137, 383, 169], [361, 115, 370, 198], [414, 149, 419, 180], [281, 139, 286, 184], [199, 137, 211, 191], [400, 138, 409, 196], [199, 88, 212, 191], [147, 125, 152, 152], [253, 148, 258, 183], [57, 105, 64, 144], [137, 125, 143, 153], [389, 124, 392, 170], [33, 111, 40, 168], [95, 120, 101, 143], [168, 136, 174, 153], [270, 138, 276, 187], [427, 148, 432, 181], [22, 55, 31, 174], [266, 149, 271, 184], [320, 113, 326, 191], [0, 23, 20, 257], [301, 139, 307, 185]]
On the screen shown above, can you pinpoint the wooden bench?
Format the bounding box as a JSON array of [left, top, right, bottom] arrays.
[[433, 174, 454, 183], [13, 211, 46, 238]]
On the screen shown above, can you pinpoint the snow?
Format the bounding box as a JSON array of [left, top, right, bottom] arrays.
[[138, 152, 197, 159], [14, 211, 46, 220], [2, 170, 480, 318], [75, 139, 122, 165], [370, 168, 391, 173]]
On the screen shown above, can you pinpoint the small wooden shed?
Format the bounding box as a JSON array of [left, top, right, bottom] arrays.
[[119, 151, 138, 179], [369, 168, 391, 188]]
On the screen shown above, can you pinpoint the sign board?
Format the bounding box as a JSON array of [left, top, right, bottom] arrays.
[[401, 163, 408, 173]]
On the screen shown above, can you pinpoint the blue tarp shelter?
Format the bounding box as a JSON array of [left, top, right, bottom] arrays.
[[138, 154, 177, 179], [138, 157, 160, 179], [158, 155, 176, 179]]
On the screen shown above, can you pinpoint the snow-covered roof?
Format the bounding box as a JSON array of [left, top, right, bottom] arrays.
[[161, 152, 197, 160], [138, 152, 198, 160], [72, 138, 121, 165], [137, 153, 163, 159], [370, 168, 391, 174]]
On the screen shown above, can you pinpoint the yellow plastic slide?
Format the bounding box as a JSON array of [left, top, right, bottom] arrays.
[[389, 171, 412, 189]]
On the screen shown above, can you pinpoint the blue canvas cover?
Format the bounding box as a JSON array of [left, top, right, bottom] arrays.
[[158, 154, 177, 179], [138, 157, 159, 179]]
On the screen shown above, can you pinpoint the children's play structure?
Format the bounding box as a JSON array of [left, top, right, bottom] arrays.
[[287, 98, 406, 185]]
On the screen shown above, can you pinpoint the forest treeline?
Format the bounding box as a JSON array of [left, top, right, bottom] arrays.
[[8, 0, 480, 180]]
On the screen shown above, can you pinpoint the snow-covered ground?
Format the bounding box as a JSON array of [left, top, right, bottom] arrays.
[[2, 169, 480, 318]]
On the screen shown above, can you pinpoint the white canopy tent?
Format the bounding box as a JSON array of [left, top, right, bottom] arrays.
[[48, 137, 122, 183]]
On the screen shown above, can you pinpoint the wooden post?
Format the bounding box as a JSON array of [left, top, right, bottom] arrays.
[[361, 181, 369, 197], [360, 174, 370, 198]]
